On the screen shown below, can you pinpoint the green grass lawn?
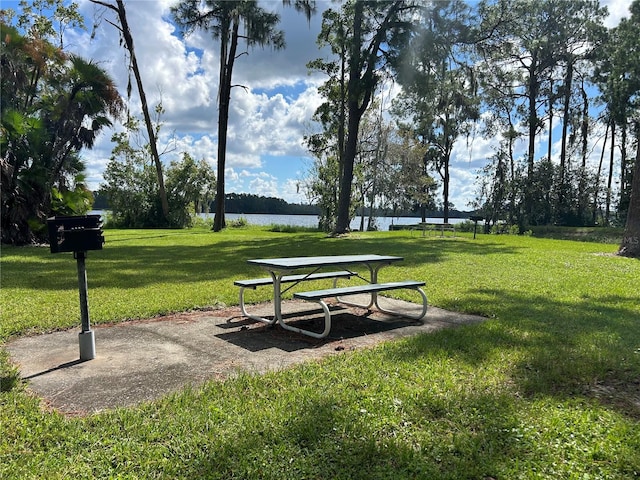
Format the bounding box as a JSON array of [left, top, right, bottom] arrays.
[[1, 227, 639, 479]]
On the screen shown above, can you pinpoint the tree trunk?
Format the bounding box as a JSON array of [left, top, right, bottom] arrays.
[[338, 40, 346, 178], [367, 166, 379, 232], [606, 119, 615, 226], [559, 60, 573, 193], [579, 78, 589, 221], [335, 2, 364, 234], [334, 1, 402, 234], [367, 177, 377, 231], [525, 55, 539, 224], [336, 107, 360, 233], [547, 77, 553, 164], [113, 0, 170, 221], [213, 17, 240, 232], [507, 121, 517, 225], [620, 120, 628, 216], [593, 120, 609, 224], [619, 121, 640, 258], [443, 157, 450, 223]]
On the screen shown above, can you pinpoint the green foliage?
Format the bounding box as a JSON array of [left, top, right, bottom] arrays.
[[166, 152, 216, 224], [453, 220, 475, 232], [100, 122, 216, 229], [476, 0, 612, 228], [306, 154, 342, 232], [100, 133, 159, 228], [307, 1, 422, 233], [0, 15, 122, 245], [227, 216, 248, 228], [189, 214, 214, 229], [224, 193, 319, 215], [13, 0, 85, 45], [530, 225, 624, 244], [392, 0, 477, 222], [267, 223, 319, 233], [383, 131, 437, 218], [610, 0, 640, 257], [49, 174, 94, 216], [1, 230, 639, 478]]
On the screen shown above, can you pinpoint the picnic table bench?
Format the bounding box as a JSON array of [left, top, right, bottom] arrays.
[[234, 270, 354, 324], [294, 280, 427, 338]]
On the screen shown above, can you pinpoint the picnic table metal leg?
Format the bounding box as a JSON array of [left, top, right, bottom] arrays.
[[277, 298, 332, 339], [273, 271, 332, 338], [335, 262, 380, 309], [373, 286, 428, 320], [272, 271, 283, 323], [238, 285, 277, 325]]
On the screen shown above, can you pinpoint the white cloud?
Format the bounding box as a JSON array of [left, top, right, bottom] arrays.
[[248, 176, 279, 197], [57, 0, 327, 198], [225, 167, 240, 183], [449, 168, 480, 210], [602, 0, 633, 28]]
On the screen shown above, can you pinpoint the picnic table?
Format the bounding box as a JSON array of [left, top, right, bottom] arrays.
[[411, 222, 456, 237], [235, 255, 427, 338]]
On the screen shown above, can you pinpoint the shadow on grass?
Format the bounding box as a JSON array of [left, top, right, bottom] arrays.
[[1, 234, 521, 291], [0, 351, 20, 393], [188, 392, 523, 479], [173, 288, 640, 478], [380, 287, 640, 420]]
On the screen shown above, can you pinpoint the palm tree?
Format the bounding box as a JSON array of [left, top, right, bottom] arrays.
[[1, 24, 123, 244], [48, 56, 123, 179]]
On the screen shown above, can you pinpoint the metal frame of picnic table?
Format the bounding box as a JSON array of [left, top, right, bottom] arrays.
[[246, 254, 419, 336]]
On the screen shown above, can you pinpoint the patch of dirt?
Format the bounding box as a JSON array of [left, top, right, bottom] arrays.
[[589, 378, 640, 419]]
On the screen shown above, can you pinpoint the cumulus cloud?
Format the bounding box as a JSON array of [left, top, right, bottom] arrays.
[[602, 0, 633, 27], [58, 0, 330, 200], [449, 168, 480, 210]]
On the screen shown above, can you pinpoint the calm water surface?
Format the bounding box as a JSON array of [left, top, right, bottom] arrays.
[[216, 213, 466, 231], [92, 211, 466, 231]]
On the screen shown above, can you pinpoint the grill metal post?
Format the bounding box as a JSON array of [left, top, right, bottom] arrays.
[[469, 215, 484, 240], [48, 216, 103, 361], [75, 251, 95, 360]]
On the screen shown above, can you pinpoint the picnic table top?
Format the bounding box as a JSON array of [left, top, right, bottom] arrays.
[[247, 254, 403, 270]]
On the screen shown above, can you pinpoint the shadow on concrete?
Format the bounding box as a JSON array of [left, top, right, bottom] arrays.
[[23, 359, 86, 380], [216, 309, 422, 353]]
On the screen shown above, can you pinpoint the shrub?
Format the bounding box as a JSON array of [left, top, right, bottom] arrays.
[[268, 224, 319, 233], [227, 217, 248, 228]]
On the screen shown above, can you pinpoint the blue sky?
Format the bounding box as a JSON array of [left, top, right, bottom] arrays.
[[4, 0, 633, 209]]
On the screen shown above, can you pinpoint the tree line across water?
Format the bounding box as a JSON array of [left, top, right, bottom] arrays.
[[93, 192, 473, 219]]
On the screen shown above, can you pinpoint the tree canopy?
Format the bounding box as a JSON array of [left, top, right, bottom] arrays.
[[1, 8, 123, 244]]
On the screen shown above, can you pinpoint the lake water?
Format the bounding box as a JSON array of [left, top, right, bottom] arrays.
[[212, 213, 466, 231], [91, 211, 467, 231]]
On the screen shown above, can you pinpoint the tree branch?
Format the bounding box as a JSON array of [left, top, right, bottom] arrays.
[[89, 0, 118, 13]]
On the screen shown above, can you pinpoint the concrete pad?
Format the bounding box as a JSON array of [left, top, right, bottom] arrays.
[[6, 297, 485, 415]]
